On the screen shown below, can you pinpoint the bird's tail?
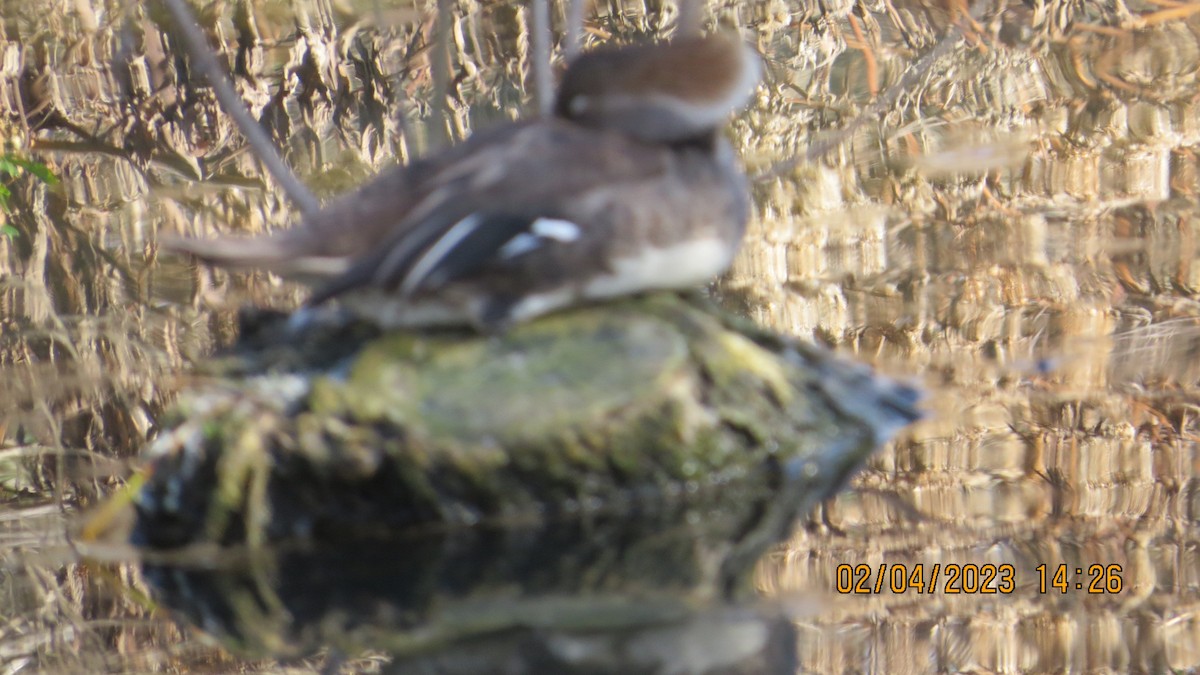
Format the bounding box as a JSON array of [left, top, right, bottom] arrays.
[[160, 232, 296, 268], [160, 232, 349, 281]]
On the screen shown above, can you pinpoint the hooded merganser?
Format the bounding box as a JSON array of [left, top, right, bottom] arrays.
[[164, 33, 761, 331]]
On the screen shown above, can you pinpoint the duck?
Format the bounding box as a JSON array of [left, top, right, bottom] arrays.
[[163, 32, 761, 331]]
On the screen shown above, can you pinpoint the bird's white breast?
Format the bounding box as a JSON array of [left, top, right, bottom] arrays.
[[584, 237, 732, 299]]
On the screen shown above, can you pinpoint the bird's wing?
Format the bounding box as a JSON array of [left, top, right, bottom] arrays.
[[158, 121, 540, 275], [307, 123, 671, 304], [163, 120, 666, 287]]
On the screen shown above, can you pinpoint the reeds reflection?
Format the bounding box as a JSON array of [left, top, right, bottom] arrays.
[[4, 0, 1200, 672]]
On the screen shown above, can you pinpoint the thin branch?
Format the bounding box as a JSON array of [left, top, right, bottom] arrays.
[[158, 0, 320, 215], [565, 0, 584, 60], [431, 0, 453, 148], [530, 0, 554, 115], [677, 0, 704, 38]]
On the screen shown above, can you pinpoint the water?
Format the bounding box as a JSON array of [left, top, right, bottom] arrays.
[[4, 0, 1200, 672]]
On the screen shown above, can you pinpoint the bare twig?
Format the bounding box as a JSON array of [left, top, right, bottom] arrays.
[[530, 0, 554, 115], [431, 0, 453, 148], [565, 0, 585, 60], [158, 0, 320, 216], [677, 0, 704, 37]]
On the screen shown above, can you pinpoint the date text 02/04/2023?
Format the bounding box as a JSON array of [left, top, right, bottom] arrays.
[[834, 563, 1125, 595]]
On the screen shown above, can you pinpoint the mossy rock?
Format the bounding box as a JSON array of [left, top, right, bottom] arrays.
[[113, 293, 920, 661], [131, 294, 920, 552]]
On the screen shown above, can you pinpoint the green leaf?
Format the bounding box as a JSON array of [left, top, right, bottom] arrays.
[[10, 157, 57, 185], [0, 158, 18, 178], [0, 224, 17, 240]]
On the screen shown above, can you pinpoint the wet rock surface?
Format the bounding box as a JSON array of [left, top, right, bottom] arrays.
[[126, 293, 919, 667], [131, 294, 921, 551]]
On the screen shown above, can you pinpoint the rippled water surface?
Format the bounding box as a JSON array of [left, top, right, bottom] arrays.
[[4, 0, 1200, 672]]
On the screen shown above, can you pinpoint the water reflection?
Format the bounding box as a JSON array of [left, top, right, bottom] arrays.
[[5, 0, 1200, 672], [139, 518, 800, 673]]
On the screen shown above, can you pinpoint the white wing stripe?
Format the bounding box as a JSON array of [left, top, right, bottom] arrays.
[[498, 232, 541, 259], [399, 213, 484, 295], [530, 218, 581, 242]]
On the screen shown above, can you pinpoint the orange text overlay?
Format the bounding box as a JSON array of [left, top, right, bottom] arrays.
[[834, 563, 1124, 595]]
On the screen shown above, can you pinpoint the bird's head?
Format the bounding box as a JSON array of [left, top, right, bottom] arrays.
[[554, 32, 761, 144]]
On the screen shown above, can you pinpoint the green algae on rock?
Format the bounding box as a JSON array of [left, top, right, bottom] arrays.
[[131, 294, 922, 550], [123, 294, 921, 663]]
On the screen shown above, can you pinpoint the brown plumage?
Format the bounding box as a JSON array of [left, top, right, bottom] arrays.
[[164, 33, 761, 330]]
